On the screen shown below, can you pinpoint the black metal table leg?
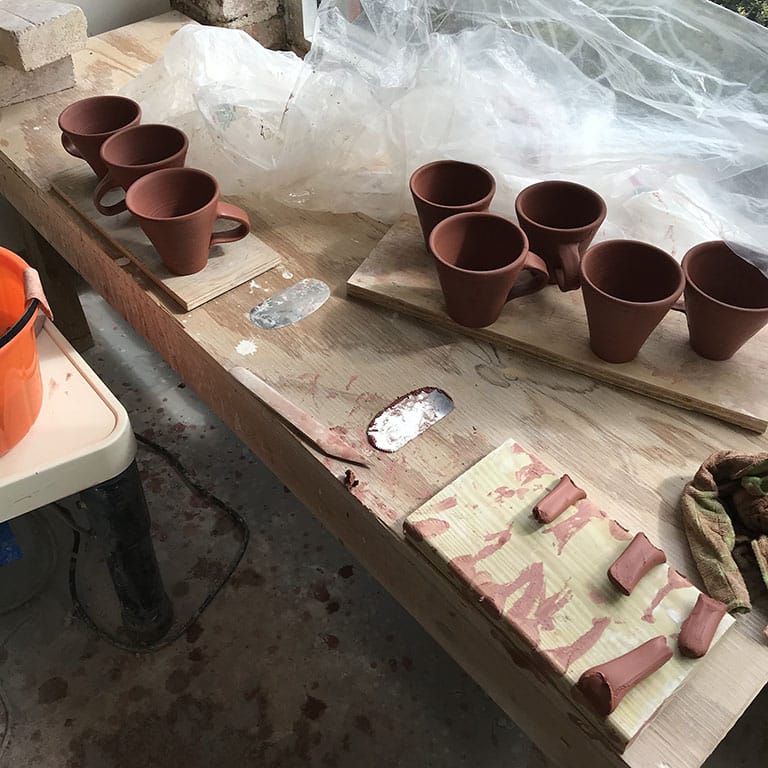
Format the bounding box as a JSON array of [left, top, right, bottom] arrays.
[[79, 460, 173, 645]]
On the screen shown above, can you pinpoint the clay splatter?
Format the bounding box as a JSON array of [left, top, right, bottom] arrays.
[[546, 617, 611, 672], [249, 279, 330, 330], [407, 518, 450, 540], [642, 567, 690, 623], [543, 499, 604, 555], [235, 339, 258, 356], [366, 387, 453, 452]]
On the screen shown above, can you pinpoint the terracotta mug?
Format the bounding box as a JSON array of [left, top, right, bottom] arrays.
[[515, 180, 606, 292], [94, 124, 189, 216], [428, 212, 549, 328], [58, 95, 142, 178], [580, 240, 684, 363], [125, 168, 251, 276], [410, 160, 496, 247], [681, 241, 768, 360]]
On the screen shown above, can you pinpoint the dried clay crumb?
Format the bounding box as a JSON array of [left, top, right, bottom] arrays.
[[343, 469, 359, 490]]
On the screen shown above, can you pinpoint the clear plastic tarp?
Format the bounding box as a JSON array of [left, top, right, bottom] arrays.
[[122, 0, 768, 270]]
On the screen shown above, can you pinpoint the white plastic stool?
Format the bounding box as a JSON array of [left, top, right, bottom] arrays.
[[0, 321, 172, 642]]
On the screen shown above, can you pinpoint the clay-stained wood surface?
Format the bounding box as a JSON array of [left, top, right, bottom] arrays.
[[1, 13, 767, 768], [347, 215, 768, 433], [53, 165, 280, 310], [405, 438, 735, 749]]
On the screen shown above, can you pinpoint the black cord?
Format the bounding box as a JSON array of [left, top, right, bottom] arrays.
[[67, 432, 250, 654]]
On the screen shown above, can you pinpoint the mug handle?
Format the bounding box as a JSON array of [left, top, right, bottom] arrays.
[[210, 201, 251, 246], [553, 242, 581, 292], [61, 133, 84, 159], [93, 172, 127, 216], [508, 250, 550, 299]]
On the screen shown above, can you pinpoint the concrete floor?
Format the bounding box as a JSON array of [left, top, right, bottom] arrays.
[[0, 288, 766, 767]]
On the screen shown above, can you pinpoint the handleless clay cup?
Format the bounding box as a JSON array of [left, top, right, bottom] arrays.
[[94, 124, 189, 216], [515, 180, 606, 292], [410, 160, 495, 248], [58, 95, 142, 178], [125, 168, 251, 276], [580, 240, 684, 363], [682, 241, 768, 360], [428, 212, 549, 328]]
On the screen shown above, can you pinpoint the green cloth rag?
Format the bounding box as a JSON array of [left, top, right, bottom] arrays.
[[680, 451, 768, 613]]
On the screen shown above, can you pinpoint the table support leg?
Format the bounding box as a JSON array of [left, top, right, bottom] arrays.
[[527, 745, 556, 768], [18, 216, 93, 352], [80, 460, 173, 645]]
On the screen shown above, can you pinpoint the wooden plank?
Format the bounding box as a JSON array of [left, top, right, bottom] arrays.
[[347, 215, 768, 433], [1, 13, 767, 768], [405, 438, 734, 750], [52, 164, 281, 311]]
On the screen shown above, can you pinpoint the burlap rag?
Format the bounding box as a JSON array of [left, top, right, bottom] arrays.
[[680, 451, 768, 613]]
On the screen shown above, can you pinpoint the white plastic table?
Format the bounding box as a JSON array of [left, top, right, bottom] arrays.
[[0, 320, 171, 641]]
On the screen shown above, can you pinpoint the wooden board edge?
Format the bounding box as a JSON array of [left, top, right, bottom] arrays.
[[402, 524, 629, 751], [346, 279, 767, 434]]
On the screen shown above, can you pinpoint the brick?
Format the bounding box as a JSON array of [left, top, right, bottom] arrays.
[[283, 0, 309, 54], [172, 0, 279, 25], [0, 1, 87, 72], [238, 15, 286, 50], [0, 54, 74, 107]]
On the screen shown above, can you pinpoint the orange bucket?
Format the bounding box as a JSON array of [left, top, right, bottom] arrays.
[[0, 247, 43, 456]]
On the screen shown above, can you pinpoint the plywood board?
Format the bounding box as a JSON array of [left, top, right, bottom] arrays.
[[404, 438, 735, 751], [52, 165, 280, 311], [347, 215, 768, 433]]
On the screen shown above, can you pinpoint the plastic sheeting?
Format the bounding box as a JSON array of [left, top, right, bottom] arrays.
[[122, 0, 768, 269]]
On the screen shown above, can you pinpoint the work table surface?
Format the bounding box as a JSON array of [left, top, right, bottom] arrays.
[[1, 12, 766, 768]]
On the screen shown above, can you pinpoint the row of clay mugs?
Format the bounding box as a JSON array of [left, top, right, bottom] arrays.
[[410, 160, 768, 363], [58, 95, 251, 276]]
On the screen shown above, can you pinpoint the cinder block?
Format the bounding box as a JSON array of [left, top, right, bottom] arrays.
[[173, 0, 280, 26], [0, 54, 74, 107], [0, 1, 87, 72], [239, 15, 286, 50]]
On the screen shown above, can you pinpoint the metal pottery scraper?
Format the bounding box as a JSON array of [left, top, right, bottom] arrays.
[[230, 366, 369, 467]]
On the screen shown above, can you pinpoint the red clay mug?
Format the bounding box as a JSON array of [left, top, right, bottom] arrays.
[[681, 241, 768, 360], [410, 160, 496, 248], [515, 180, 606, 292], [94, 124, 189, 216], [429, 212, 549, 328], [580, 240, 684, 363], [58, 95, 142, 178], [125, 168, 251, 276]]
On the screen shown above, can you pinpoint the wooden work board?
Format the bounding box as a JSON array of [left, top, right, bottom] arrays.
[[347, 215, 768, 433], [404, 437, 735, 751], [52, 165, 280, 311]]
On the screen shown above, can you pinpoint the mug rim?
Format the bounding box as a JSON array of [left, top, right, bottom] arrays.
[[428, 212, 529, 276], [580, 239, 684, 307], [125, 167, 219, 222], [409, 160, 496, 211], [99, 123, 189, 171], [58, 95, 141, 137], [682, 240, 768, 313], [515, 180, 607, 236]]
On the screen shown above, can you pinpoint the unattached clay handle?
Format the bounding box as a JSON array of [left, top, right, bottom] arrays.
[[61, 132, 83, 159], [93, 172, 127, 216], [554, 242, 581, 292], [507, 250, 550, 300], [210, 201, 251, 246], [577, 636, 673, 716]]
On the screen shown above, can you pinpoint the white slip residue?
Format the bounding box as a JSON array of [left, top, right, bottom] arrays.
[[367, 388, 454, 452], [280, 268, 294, 279], [235, 339, 258, 356], [249, 280, 260, 294]]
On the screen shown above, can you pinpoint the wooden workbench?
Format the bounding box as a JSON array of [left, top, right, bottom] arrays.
[[1, 12, 766, 768]]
